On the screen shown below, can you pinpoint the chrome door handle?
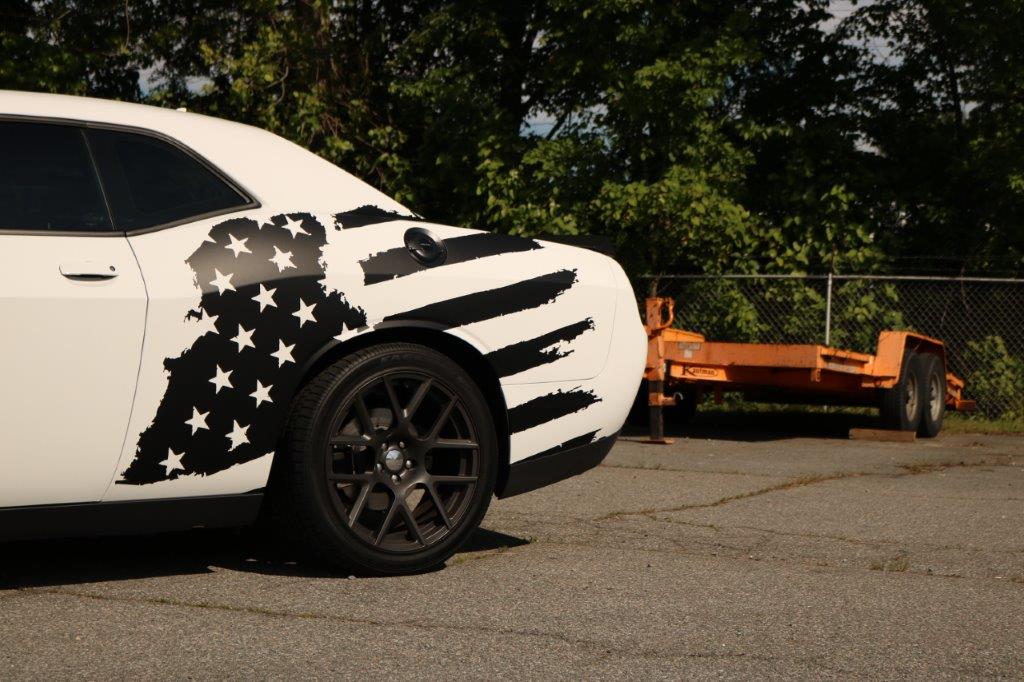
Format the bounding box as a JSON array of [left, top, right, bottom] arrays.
[[59, 261, 119, 281]]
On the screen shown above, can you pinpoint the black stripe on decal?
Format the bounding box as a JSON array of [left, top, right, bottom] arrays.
[[334, 204, 421, 229], [519, 430, 599, 462], [360, 233, 543, 285], [485, 318, 595, 378], [507, 388, 601, 433], [382, 269, 577, 329]]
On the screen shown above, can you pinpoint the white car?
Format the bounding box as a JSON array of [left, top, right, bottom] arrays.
[[0, 91, 645, 574]]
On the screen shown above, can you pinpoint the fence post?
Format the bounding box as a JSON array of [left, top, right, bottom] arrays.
[[824, 272, 833, 346]]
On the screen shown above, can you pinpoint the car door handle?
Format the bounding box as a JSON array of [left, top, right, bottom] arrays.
[[59, 261, 119, 281]]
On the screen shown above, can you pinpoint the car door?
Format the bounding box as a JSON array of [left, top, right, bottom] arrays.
[[80, 125, 263, 500], [0, 120, 147, 507]]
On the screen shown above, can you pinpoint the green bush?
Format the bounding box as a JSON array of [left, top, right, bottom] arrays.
[[827, 280, 905, 353], [963, 336, 1024, 419]]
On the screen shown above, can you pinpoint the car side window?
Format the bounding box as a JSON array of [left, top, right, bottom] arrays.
[[87, 128, 249, 231], [0, 122, 112, 232]]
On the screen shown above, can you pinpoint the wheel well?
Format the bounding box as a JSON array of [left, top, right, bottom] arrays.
[[293, 327, 511, 491], [904, 337, 947, 373]]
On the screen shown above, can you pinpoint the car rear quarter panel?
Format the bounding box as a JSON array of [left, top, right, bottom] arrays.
[[106, 206, 630, 500]]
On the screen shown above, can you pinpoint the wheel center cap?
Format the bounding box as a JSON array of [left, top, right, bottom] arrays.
[[383, 447, 404, 473]]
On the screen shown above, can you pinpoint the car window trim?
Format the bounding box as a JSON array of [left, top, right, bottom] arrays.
[[0, 113, 261, 237]]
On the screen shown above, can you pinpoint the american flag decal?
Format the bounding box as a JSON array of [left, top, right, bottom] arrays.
[[119, 212, 367, 485]]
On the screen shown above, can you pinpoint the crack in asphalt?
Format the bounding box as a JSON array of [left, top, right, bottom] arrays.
[[519, 536, 1024, 586], [598, 462, 775, 477], [596, 472, 866, 520], [596, 458, 1011, 521], [634, 515, 1024, 555], [11, 585, 844, 672]]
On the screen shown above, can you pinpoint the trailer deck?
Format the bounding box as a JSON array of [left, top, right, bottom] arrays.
[[644, 297, 974, 441]]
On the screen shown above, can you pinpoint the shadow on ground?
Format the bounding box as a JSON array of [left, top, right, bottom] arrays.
[[623, 408, 882, 442], [0, 526, 529, 589]]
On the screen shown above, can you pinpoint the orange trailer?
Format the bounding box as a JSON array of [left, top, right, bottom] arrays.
[[644, 297, 975, 441]]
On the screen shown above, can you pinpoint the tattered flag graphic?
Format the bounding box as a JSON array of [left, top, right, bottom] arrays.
[[120, 213, 366, 484]]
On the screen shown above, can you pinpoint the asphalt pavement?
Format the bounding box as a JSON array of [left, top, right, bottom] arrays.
[[2, 418, 1022, 679]]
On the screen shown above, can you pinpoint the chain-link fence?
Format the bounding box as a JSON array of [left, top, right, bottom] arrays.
[[641, 274, 1024, 420]]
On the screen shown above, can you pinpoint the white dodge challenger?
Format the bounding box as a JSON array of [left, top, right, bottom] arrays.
[[0, 91, 645, 574]]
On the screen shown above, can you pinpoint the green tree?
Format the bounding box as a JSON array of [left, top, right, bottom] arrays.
[[843, 0, 1024, 274], [731, 0, 882, 275], [0, 0, 146, 99], [474, 1, 773, 292]]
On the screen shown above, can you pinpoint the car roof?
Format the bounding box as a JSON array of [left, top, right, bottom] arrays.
[[0, 90, 406, 212]]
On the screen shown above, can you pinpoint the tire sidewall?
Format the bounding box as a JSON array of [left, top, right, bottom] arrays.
[[915, 353, 945, 437], [880, 350, 923, 431], [297, 345, 498, 574]]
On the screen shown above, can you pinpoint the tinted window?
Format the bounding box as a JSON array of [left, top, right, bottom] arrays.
[[87, 128, 249, 231], [0, 122, 112, 232]]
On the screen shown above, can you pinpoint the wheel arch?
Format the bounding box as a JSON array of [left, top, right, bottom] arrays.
[[902, 333, 947, 369], [277, 324, 511, 493], [876, 330, 949, 385], [909, 331, 946, 364]]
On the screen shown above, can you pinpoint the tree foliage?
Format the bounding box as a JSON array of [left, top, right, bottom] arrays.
[[2, 0, 1022, 281]]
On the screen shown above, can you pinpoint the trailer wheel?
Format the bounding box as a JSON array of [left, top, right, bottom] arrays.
[[915, 353, 945, 438], [879, 350, 923, 431]]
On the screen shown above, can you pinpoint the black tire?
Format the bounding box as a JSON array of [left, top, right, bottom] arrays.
[[274, 343, 498, 575], [879, 350, 923, 431], [915, 353, 946, 438], [664, 387, 699, 425]]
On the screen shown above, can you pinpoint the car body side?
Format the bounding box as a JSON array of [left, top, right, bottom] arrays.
[[0, 91, 646, 515]]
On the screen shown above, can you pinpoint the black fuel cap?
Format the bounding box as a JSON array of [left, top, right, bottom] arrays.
[[404, 227, 447, 266]]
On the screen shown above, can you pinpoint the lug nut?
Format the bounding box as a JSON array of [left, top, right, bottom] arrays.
[[399, 441, 405, 448], [405, 459, 413, 469], [375, 462, 382, 471], [391, 474, 401, 483]]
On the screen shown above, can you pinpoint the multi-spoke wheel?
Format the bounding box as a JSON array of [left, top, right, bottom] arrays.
[[275, 343, 497, 574]]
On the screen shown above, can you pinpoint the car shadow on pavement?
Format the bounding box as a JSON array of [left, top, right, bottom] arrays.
[[623, 408, 882, 442], [0, 526, 529, 588]]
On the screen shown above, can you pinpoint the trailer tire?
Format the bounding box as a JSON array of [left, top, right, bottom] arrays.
[[915, 353, 945, 438], [879, 350, 923, 431]]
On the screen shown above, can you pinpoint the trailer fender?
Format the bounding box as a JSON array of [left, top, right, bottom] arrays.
[[873, 331, 947, 387]]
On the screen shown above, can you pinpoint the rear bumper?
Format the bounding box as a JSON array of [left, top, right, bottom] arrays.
[[497, 431, 618, 498]]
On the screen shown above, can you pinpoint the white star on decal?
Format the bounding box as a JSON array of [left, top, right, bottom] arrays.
[[227, 420, 249, 451], [197, 310, 219, 336], [232, 324, 256, 352], [251, 380, 273, 407], [210, 269, 235, 294], [293, 298, 317, 327], [185, 407, 209, 434], [160, 448, 185, 475], [271, 340, 296, 367], [281, 217, 310, 239], [225, 233, 252, 258], [252, 283, 277, 312], [210, 365, 233, 393], [269, 246, 295, 272]]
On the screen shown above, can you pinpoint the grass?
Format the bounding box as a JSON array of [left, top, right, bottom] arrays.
[[942, 413, 1024, 435]]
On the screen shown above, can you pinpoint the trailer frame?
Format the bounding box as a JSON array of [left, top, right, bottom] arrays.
[[644, 297, 975, 441]]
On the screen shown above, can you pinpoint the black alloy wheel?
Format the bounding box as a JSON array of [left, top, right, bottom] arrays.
[[327, 371, 481, 551], [275, 343, 497, 575]]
